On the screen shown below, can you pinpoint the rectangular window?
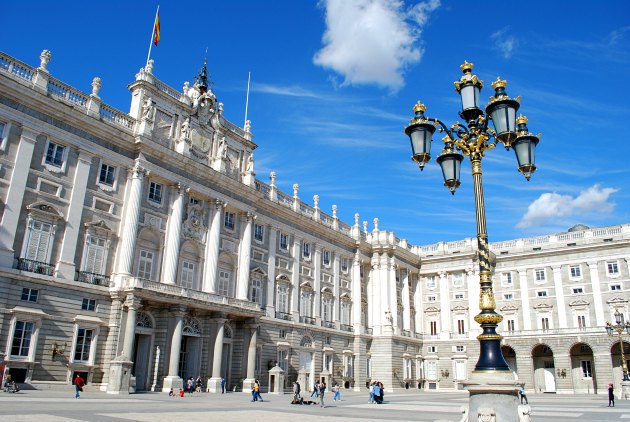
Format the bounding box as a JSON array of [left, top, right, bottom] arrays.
[[569, 265, 582, 279], [224, 211, 235, 230], [189, 197, 199, 205], [541, 317, 550, 330], [45, 142, 65, 167], [452, 273, 464, 287], [535, 268, 546, 282], [427, 295, 436, 302], [325, 335, 331, 345], [581, 360, 592, 378], [456, 345, 465, 352], [11, 321, 34, 357], [501, 272, 513, 286], [610, 284, 622, 291], [279, 329, 286, 338], [148, 182, 163, 204], [341, 258, 349, 273], [454, 293, 464, 300], [137, 250, 154, 280], [429, 321, 438, 336], [180, 261, 195, 289], [323, 250, 331, 266], [74, 328, 93, 362], [607, 261, 620, 276], [21, 288, 39, 303], [300, 291, 312, 317], [577, 315, 586, 329], [254, 224, 264, 242], [279, 233, 289, 251], [81, 298, 96, 311], [507, 319, 515, 332], [457, 319, 465, 335], [425, 276, 436, 288], [98, 163, 116, 186], [503, 293, 513, 300], [84, 236, 106, 274], [572, 287, 584, 294], [302, 242, 311, 258], [218, 270, 231, 296], [427, 345, 436, 353], [537, 290, 548, 297], [277, 285, 289, 313], [322, 298, 332, 322], [25, 220, 52, 262], [277, 350, 288, 373]]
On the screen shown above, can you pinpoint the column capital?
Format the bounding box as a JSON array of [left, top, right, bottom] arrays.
[[212, 312, 228, 321], [131, 162, 150, 179], [174, 183, 189, 195], [19, 126, 39, 143], [587, 261, 599, 268], [125, 294, 142, 310], [552, 265, 563, 273], [169, 305, 187, 316]]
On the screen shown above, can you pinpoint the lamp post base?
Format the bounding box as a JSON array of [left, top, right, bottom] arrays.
[[621, 380, 630, 400], [464, 372, 530, 422]]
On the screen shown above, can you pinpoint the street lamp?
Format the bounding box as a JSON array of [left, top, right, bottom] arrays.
[[606, 310, 630, 381], [405, 62, 541, 373]]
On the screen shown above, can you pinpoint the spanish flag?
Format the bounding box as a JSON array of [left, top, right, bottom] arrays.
[[153, 10, 161, 46]]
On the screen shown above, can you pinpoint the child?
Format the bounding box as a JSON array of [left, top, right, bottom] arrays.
[[168, 388, 174, 397], [179, 388, 185, 397]]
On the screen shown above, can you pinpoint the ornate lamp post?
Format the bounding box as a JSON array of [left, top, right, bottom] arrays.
[[606, 310, 630, 381], [405, 62, 540, 420]]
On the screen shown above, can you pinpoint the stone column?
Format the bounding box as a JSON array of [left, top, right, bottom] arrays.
[[162, 306, 186, 391], [122, 295, 141, 360], [265, 226, 277, 318], [439, 271, 451, 337], [587, 261, 606, 326], [312, 245, 322, 321], [370, 255, 381, 331], [202, 200, 223, 293], [351, 252, 362, 333], [402, 269, 411, 331], [114, 163, 146, 284], [387, 256, 398, 332], [414, 275, 423, 336], [552, 266, 568, 328], [466, 268, 479, 336], [242, 323, 259, 392], [161, 184, 186, 285], [207, 314, 227, 393], [236, 212, 254, 300], [333, 253, 341, 324], [56, 150, 93, 279], [518, 269, 532, 330], [0, 127, 37, 268]]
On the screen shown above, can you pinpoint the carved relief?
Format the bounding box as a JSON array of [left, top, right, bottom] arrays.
[[182, 203, 206, 240]]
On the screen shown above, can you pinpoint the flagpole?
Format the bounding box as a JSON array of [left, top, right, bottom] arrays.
[[146, 5, 160, 67], [244, 71, 251, 128]]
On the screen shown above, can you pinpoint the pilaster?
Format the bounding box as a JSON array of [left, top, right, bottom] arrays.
[[588, 261, 606, 326], [202, 200, 223, 293], [236, 212, 254, 300], [161, 184, 187, 285], [552, 266, 568, 328], [518, 270, 532, 330]]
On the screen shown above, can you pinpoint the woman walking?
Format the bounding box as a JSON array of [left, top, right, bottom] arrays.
[[332, 383, 341, 401], [608, 383, 615, 407]]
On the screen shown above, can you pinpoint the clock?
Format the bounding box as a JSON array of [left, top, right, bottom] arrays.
[[190, 128, 210, 153]]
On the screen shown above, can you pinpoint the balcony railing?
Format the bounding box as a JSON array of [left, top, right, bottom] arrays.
[[275, 311, 293, 321], [300, 316, 316, 325], [402, 330, 411, 337], [340, 324, 353, 332], [501, 326, 602, 337], [321, 320, 335, 329], [75, 271, 110, 286], [17, 258, 54, 276]]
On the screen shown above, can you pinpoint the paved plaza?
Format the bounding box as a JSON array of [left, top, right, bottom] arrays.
[[0, 389, 626, 422]]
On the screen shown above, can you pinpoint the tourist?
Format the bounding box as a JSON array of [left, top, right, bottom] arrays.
[[73, 374, 85, 399], [519, 386, 528, 405], [293, 381, 301, 401], [369, 382, 375, 403], [254, 379, 264, 402], [311, 380, 319, 398], [332, 383, 341, 401], [168, 388, 174, 397], [179, 388, 184, 397], [186, 377, 194, 396], [608, 383, 615, 407], [319, 381, 326, 407], [221, 377, 226, 394], [373, 382, 382, 404]]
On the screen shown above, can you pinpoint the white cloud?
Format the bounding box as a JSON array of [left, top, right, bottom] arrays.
[[253, 83, 323, 99], [314, 0, 440, 91], [516, 184, 619, 229], [491, 27, 518, 59]]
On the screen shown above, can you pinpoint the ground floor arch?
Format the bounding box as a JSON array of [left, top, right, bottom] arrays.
[[532, 344, 556, 393], [569, 342, 596, 394]]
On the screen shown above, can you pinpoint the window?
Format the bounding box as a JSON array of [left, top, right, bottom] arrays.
[[23, 219, 53, 263], [572, 287, 584, 295], [300, 290, 312, 317], [501, 272, 513, 286], [344, 355, 353, 378], [180, 261, 195, 289], [535, 268, 546, 282], [279, 233, 289, 251], [581, 360, 592, 378], [323, 250, 331, 266], [148, 181, 163, 204], [137, 250, 154, 280], [0, 121, 7, 150], [607, 261, 620, 276], [218, 270, 232, 297], [189, 197, 199, 205], [427, 295, 436, 302], [224, 211, 235, 230], [425, 360, 438, 379], [74, 328, 94, 362], [11, 321, 34, 357], [21, 288, 39, 303], [254, 224, 264, 242], [577, 315, 586, 329], [45, 141, 65, 167], [322, 297, 333, 322], [537, 290, 548, 297], [302, 242, 311, 259], [507, 319, 516, 332], [429, 321, 438, 336], [83, 235, 106, 275], [276, 285, 289, 313], [457, 319, 466, 335], [454, 293, 464, 300], [404, 358, 413, 379], [569, 265, 582, 279], [610, 284, 622, 291], [279, 329, 286, 338], [452, 273, 464, 287], [98, 163, 116, 186], [427, 345, 437, 353], [541, 317, 550, 331], [341, 258, 349, 273], [503, 293, 513, 301], [454, 360, 467, 381], [426, 276, 436, 289], [341, 301, 351, 325], [81, 298, 96, 311], [456, 345, 465, 352], [250, 276, 263, 305], [277, 349, 288, 373], [325, 335, 331, 345]]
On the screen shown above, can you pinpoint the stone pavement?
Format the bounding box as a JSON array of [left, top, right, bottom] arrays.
[[0, 389, 627, 421]]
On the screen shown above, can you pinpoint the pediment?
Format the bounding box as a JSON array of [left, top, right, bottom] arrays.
[[533, 303, 553, 310], [452, 305, 469, 312], [250, 266, 267, 277], [424, 306, 440, 313], [27, 201, 63, 219], [500, 305, 519, 312], [569, 299, 590, 307], [607, 296, 628, 304], [85, 219, 112, 232]]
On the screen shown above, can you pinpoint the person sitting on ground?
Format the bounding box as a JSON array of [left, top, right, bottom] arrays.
[[168, 388, 174, 397], [179, 388, 184, 397]]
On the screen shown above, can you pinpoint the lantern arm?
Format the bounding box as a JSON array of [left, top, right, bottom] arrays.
[[434, 118, 468, 142]]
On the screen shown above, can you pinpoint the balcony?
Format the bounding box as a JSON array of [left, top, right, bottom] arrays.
[[321, 320, 335, 329], [275, 311, 293, 321], [501, 326, 602, 337], [402, 330, 411, 337], [76, 271, 110, 286], [451, 332, 469, 339], [340, 324, 353, 332], [300, 316, 316, 325], [17, 258, 54, 276]]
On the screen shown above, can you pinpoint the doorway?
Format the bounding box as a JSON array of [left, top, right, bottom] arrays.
[[132, 333, 152, 391]]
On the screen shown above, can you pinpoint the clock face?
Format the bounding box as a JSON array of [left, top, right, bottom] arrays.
[[190, 128, 210, 153]]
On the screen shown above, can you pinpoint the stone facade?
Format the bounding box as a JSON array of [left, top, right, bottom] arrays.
[[0, 50, 628, 395]]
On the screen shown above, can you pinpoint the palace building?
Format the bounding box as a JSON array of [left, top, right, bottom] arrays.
[[0, 50, 628, 395]]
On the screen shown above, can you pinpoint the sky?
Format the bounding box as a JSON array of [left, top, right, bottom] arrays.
[[2, 0, 629, 246]]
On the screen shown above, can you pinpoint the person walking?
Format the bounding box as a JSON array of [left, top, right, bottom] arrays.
[[221, 377, 226, 394], [186, 377, 194, 396], [332, 383, 341, 401], [319, 381, 326, 407], [73, 374, 85, 399], [293, 381, 301, 401], [519, 386, 528, 405], [369, 382, 375, 403], [254, 379, 264, 402], [311, 380, 319, 398], [609, 383, 615, 407]]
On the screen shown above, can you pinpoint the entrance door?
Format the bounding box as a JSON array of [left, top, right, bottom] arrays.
[[299, 351, 313, 389], [179, 336, 201, 381], [132, 334, 151, 391], [543, 360, 556, 392], [222, 343, 232, 388]]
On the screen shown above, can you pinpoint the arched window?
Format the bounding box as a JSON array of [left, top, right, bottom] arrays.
[[182, 317, 201, 336]]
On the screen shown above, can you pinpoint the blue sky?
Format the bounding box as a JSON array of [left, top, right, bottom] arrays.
[[3, 0, 629, 246]]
